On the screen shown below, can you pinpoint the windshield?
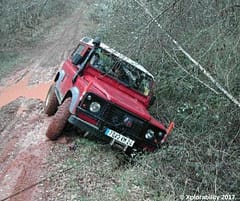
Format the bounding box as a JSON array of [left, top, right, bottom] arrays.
[[89, 47, 153, 96]]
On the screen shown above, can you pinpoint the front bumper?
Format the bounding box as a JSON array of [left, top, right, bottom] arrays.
[[68, 115, 103, 137], [68, 115, 136, 152], [68, 114, 159, 152]]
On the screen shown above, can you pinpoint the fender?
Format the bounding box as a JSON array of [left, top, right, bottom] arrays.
[[54, 70, 66, 103], [63, 86, 81, 114]]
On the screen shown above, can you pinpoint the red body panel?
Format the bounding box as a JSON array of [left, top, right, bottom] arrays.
[[58, 59, 77, 96], [83, 67, 151, 121]]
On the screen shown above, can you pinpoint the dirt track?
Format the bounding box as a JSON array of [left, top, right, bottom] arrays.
[[0, 1, 95, 200]]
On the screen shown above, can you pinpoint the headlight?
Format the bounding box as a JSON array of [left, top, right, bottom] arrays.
[[145, 129, 154, 140], [89, 102, 101, 113], [87, 95, 92, 101], [158, 131, 164, 138]]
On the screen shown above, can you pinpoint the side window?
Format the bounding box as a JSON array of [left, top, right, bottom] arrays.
[[71, 44, 85, 58], [71, 44, 87, 66]]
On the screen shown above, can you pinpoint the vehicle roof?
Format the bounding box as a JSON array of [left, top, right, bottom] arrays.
[[80, 37, 154, 79]]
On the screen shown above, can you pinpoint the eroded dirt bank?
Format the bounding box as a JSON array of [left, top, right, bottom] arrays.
[[0, 98, 50, 201], [0, 1, 95, 200]]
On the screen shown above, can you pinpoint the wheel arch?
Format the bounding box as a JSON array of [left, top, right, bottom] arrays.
[[62, 86, 81, 114]]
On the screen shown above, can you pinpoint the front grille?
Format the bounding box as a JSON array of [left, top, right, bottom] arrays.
[[104, 105, 146, 137], [78, 92, 147, 139]]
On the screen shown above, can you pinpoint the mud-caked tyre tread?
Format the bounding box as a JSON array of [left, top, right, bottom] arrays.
[[44, 83, 58, 116], [46, 98, 71, 140]]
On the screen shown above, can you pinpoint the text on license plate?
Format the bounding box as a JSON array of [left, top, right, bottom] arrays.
[[105, 128, 135, 147]]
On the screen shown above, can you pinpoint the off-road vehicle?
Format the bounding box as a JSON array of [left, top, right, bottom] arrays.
[[44, 37, 174, 155]]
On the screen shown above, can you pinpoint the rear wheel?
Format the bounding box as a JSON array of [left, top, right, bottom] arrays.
[[46, 98, 71, 140], [44, 83, 58, 116]]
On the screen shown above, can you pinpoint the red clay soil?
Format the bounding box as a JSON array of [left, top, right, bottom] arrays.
[[0, 1, 95, 200], [0, 98, 51, 201]]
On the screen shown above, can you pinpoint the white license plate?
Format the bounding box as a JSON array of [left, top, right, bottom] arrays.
[[105, 128, 135, 147]]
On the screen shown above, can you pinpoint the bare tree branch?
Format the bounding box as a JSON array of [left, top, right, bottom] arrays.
[[163, 47, 220, 95], [133, 0, 240, 108]]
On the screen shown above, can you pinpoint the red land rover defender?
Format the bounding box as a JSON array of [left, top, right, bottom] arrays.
[[44, 37, 174, 155]]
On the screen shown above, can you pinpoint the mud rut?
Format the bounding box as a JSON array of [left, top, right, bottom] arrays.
[[0, 1, 94, 200]]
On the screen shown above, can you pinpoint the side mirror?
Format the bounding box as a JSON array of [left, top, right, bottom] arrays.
[[149, 95, 156, 107], [72, 53, 83, 65]]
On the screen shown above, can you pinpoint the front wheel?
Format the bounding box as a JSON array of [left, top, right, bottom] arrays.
[[46, 98, 71, 140], [44, 83, 58, 116]]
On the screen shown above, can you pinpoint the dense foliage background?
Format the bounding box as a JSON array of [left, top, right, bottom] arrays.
[[90, 0, 240, 199]]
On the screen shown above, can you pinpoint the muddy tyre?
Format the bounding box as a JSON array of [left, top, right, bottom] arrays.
[[44, 83, 58, 116], [46, 98, 71, 140]]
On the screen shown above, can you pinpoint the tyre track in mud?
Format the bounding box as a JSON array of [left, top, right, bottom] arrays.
[[0, 1, 95, 200]]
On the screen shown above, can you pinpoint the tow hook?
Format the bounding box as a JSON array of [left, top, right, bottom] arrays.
[[161, 121, 175, 143]]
